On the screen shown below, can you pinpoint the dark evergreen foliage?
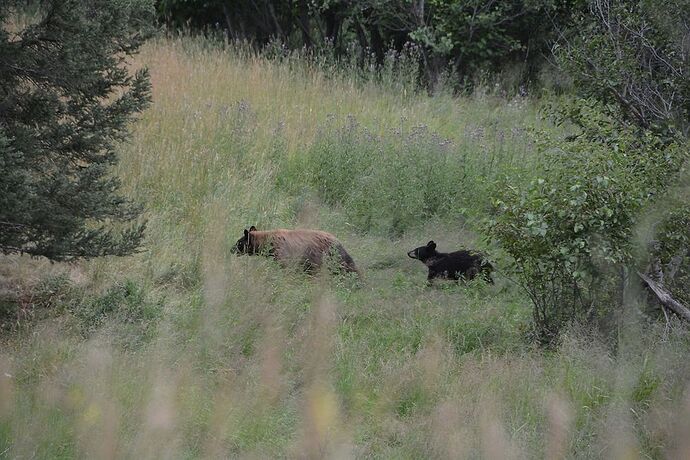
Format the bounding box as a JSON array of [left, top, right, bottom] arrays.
[[0, 0, 154, 261]]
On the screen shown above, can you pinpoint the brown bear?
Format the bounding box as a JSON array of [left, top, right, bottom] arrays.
[[233, 226, 360, 275]]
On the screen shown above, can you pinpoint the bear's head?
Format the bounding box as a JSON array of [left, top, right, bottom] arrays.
[[233, 225, 257, 254], [407, 240, 437, 262]]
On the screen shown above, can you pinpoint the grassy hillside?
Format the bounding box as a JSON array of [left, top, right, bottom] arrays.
[[2, 36, 690, 459]]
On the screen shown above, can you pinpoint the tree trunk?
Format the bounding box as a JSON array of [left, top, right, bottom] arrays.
[[369, 23, 384, 64], [297, 0, 313, 48]]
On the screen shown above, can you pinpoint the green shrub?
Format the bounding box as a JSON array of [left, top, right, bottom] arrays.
[[488, 99, 687, 344]]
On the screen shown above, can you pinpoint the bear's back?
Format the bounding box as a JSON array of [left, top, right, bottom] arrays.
[[252, 229, 339, 263]]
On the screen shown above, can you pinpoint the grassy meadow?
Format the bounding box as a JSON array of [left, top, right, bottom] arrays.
[[2, 36, 690, 459]]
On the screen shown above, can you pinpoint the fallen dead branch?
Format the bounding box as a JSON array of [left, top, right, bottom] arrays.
[[638, 271, 690, 322]]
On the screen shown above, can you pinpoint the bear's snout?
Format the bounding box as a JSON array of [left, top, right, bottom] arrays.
[[407, 250, 418, 259]]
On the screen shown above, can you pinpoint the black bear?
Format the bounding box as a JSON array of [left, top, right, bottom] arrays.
[[233, 226, 360, 275], [407, 240, 493, 284]]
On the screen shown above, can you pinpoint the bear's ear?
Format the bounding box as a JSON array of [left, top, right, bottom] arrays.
[[244, 229, 249, 238], [249, 225, 257, 232], [427, 240, 436, 248]]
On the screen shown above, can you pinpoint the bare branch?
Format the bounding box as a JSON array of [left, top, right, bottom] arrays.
[[639, 271, 690, 322]]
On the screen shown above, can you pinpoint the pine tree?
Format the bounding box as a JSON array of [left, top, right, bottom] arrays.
[[0, 0, 154, 261]]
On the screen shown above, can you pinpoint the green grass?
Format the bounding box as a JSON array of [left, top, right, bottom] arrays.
[[1, 35, 690, 458]]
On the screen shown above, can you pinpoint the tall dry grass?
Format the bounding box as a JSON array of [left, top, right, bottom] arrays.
[[1, 36, 690, 459]]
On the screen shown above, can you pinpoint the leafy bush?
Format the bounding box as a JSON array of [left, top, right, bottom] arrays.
[[488, 99, 687, 343], [543, 0, 690, 340]]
